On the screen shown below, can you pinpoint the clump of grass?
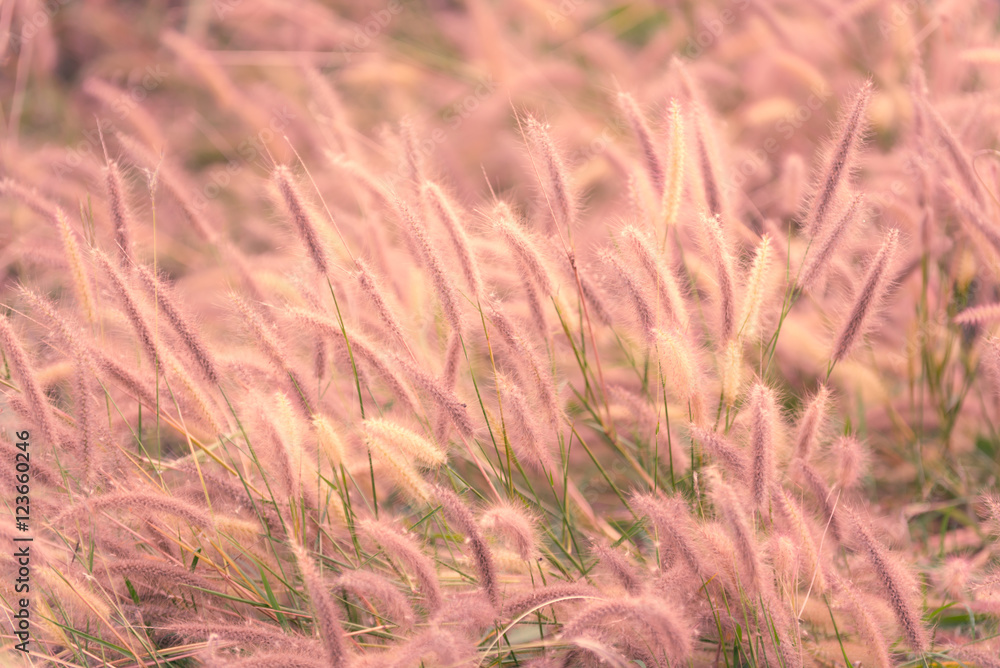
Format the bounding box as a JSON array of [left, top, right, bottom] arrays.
[[3, 4, 1000, 666]]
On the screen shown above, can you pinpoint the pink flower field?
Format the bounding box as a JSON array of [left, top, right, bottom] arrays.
[[1, 1, 1000, 666]]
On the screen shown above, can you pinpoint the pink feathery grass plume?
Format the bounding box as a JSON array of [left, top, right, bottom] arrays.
[[53, 490, 214, 529], [294, 306, 476, 435], [258, 392, 309, 502], [770, 534, 798, 593], [94, 248, 161, 367], [421, 180, 484, 299], [791, 458, 842, 542], [103, 558, 213, 594], [831, 228, 900, 363], [388, 345, 475, 437], [233, 294, 314, 417], [618, 92, 664, 198], [435, 485, 500, 609], [53, 207, 97, 326], [738, 234, 772, 341], [935, 556, 975, 601], [116, 132, 221, 245], [631, 492, 701, 575], [600, 247, 657, 340], [654, 327, 705, 425], [707, 470, 762, 594], [748, 381, 778, 510], [354, 256, 408, 346], [364, 434, 433, 505], [495, 373, 554, 474], [954, 301, 1000, 326], [592, 541, 643, 595], [621, 224, 688, 330], [555, 246, 614, 325], [202, 651, 327, 668], [359, 628, 476, 668], [759, 586, 804, 668], [625, 171, 650, 224], [793, 384, 831, 461], [979, 493, 1000, 537], [689, 100, 728, 221], [661, 99, 685, 230], [0, 177, 60, 219], [440, 328, 462, 396], [772, 487, 827, 593], [392, 195, 462, 333], [525, 115, 576, 232], [363, 418, 445, 503], [90, 347, 159, 408], [480, 499, 538, 561], [273, 165, 331, 276], [165, 621, 315, 653], [363, 418, 446, 467], [289, 307, 419, 412], [948, 180, 1000, 257], [0, 432, 57, 494], [501, 583, 597, 618], [104, 159, 135, 265], [700, 212, 737, 342], [797, 192, 865, 293], [981, 336, 1000, 397], [522, 274, 549, 339], [688, 424, 748, 483], [486, 298, 561, 427], [848, 510, 930, 654], [358, 518, 442, 614], [804, 80, 873, 238], [291, 542, 348, 667], [492, 204, 555, 338], [918, 95, 985, 205], [720, 340, 743, 408], [312, 415, 346, 469], [337, 569, 416, 632], [492, 201, 555, 296], [135, 264, 219, 385], [946, 644, 1000, 668], [0, 315, 58, 447], [18, 288, 97, 482], [830, 434, 869, 490], [560, 596, 691, 664]]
